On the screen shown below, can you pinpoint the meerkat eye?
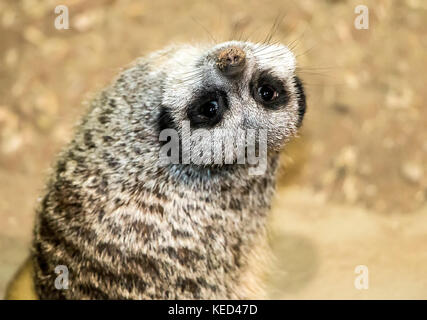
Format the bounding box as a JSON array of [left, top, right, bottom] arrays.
[[250, 71, 290, 109], [258, 85, 278, 102], [200, 100, 219, 118], [187, 91, 228, 128]]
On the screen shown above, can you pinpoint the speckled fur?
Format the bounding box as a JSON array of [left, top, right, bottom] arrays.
[[32, 41, 306, 299]]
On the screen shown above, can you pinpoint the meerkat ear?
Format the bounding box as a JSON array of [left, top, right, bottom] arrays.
[[293, 76, 306, 127]]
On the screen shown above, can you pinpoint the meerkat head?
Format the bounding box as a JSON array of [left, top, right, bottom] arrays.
[[157, 41, 306, 171]]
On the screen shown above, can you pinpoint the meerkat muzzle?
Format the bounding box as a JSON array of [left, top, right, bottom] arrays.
[[216, 46, 246, 77]]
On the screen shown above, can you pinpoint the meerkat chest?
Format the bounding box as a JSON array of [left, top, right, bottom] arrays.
[[93, 186, 269, 298]]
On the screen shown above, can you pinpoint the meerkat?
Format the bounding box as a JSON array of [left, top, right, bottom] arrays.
[[6, 40, 306, 299]]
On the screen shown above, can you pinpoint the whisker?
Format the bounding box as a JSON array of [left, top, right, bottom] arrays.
[[263, 13, 286, 45], [190, 17, 217, 44]]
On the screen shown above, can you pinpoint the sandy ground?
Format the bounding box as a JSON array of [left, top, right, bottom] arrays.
[[1, 0, 426, 299], [267, 187, 427, 299]]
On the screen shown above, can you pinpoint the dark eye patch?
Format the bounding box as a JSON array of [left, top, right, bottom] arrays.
[[250, 70, 289, 109], [293, 75, 306, 127], [157, 106, 176, 132], [187, 90, 228, 128]]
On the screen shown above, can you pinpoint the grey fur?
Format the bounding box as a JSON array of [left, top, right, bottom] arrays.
[[32, 41, 306, 299]]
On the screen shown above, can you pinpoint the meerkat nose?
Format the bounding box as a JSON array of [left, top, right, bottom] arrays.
[[216, 46, 246, 77]]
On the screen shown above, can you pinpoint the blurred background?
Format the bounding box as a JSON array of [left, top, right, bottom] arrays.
[[0, 0, 426, 299]]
